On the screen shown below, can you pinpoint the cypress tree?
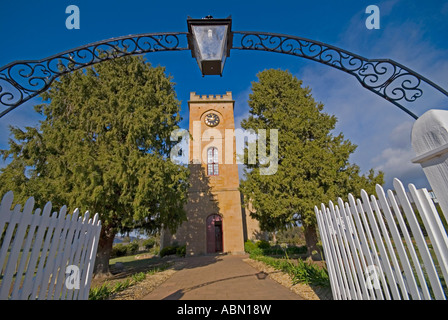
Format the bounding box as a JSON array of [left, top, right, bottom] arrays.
[[0, 55, 190, 276], [240, 69, 383, 258]]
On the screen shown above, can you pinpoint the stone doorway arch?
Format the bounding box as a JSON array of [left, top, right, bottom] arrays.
[[206, 214, 223, 254]]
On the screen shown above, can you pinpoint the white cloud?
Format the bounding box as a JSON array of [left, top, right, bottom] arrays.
[[388, 121, 413, 148], [294, 6, 448, 192], [233, 86, 252, 129], [369, 120, 429, 190], [372, 145, 428, 190]]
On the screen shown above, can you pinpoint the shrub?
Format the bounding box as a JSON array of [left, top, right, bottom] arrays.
[[111, 243, 127, 258], [152, 246, 160, 256], [131, 272, 146, 283], [176, 245, 186, 257], [142, 238, 156, 250], [160, 246, 177, 257], [126, 241, 139, 255], [89, 283, 111, 300], [290, 259, 329, 286], [261, 244, 307, 256], [286, 245, 307, 255], [159, 244, 186, 257], [161, 244, 187, 257], [249, 248, 264, 258], [244, 240, 257, 254], [256, 240, 270, 249], [245, 240, 307, 258], [251, 255, 330, 287]]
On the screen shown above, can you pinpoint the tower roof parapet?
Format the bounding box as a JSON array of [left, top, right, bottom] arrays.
[[189, 91, 233, 101]]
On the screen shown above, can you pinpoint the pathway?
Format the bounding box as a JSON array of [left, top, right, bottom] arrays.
[[142, 254, 303, 300]]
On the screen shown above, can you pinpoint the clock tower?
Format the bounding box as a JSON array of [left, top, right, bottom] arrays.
[[161, 92, 263, 256]]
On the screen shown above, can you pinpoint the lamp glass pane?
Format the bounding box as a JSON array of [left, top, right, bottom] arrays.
[[192, 25, 228, 61]]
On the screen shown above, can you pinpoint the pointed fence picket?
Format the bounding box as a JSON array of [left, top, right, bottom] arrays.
[[315, 178, 448, 300], [0, 191, 101, 300]]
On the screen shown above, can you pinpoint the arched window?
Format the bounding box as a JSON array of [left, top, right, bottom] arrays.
[[207, 147, 218, 176]]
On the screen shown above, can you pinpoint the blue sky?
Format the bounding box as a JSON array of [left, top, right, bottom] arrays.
[[1, 0, 447, 193]]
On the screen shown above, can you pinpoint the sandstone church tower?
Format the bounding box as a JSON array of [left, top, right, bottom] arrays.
[[161, 92, 263, 256]]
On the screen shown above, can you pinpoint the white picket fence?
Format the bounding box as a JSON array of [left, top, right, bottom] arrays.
[[315, 178, 448, 300], [0, 191, 101, 300]]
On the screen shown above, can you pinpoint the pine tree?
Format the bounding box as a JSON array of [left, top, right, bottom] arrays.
[[239, 69, 383, 258], [0, 55, 190, 276]]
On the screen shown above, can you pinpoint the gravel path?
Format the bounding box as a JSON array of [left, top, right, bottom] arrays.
[[109, 260, 187, 300], [108, 256, 332, 300], [243, 258, 333, 300]]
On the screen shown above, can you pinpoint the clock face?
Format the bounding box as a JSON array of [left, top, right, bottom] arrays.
[[204, 113, 220, 127]]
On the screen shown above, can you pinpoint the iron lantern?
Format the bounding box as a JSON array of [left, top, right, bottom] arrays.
[[187, 16, 233, 76]]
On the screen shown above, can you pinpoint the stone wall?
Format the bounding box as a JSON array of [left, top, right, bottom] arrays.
[[161, 92, 266, 256]]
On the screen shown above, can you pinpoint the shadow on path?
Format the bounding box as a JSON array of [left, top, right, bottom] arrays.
[[142, 254, 303, 300], [161, 270, 270, 300]]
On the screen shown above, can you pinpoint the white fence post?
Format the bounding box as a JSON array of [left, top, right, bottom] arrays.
[[0, 191, 101, 300], [411, 109, 448, 222]]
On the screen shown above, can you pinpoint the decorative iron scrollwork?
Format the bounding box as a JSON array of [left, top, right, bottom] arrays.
[[1, 29, 447, 119], [232, 32, 448, 120], [0, 32, 188, 118]]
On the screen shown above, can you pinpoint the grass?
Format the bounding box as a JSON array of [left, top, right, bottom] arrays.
[[88, 263, 170, 300], [108, 250, 167, 272], [382, 234, 448, 298], [89, 250, 175, 300], [250, 253, 330, 287], [244, 240, 331, 287]]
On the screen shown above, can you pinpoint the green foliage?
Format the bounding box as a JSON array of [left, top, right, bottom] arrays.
[[131, 271, 147, 283], [276, 226, 306, 246], [89, 283, 111, 300], [176, 245, 186, 257], [142, 238, 157, 250], [244, 239, 306, 256], [262, 245, 307, 256], [160, 246, 177, 257], [126, 241, 139, 255], [244, 240, 265, 256], [255, 240, 270, 249], [239, 68, 384, 242], [252, 255, 330, 287], [110, 241, 140, 258], [89, 265, 169, 300], [0, 54, 190, 275], [245, 235, 327, 286], [291, 259, 330, 286], [244, 240, 257, 253], [151, 246, 160, 256], [160, 244, 186, 257], [111, 243, 127, 258]]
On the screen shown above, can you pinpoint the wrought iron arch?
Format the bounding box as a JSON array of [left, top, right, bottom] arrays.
[[0, 32, 189, 118], [1, 29, 447, 119], [232, 31, 448, 120]]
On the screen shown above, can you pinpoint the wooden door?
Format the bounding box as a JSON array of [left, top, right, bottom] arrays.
[[206, 214, 223, 253]]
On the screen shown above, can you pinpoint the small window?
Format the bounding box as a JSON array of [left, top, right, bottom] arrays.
[[207, 147, 218, 176]]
